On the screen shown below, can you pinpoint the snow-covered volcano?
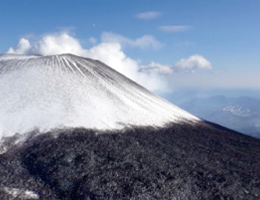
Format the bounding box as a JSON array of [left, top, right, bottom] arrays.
[[1, 54, 260, 200], [0, 53, 198, 139]]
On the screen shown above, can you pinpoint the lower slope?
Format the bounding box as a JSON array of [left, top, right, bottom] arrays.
[[0, 122, 260, 199]]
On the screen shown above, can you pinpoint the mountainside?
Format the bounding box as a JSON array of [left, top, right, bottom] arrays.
[[178, 96, 260, 138], [0, 54, 260, 199]]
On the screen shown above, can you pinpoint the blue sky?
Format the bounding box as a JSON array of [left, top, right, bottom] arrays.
[[1, 0, 260, 95]]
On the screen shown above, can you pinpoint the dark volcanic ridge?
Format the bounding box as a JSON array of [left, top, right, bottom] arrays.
[[1, 122, 260, 200]]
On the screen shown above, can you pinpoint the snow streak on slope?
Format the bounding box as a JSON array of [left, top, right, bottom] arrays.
[[0, 53, 199, 139]]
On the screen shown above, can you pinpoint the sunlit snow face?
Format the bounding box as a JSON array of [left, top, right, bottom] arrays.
[[0, 54, 198, 141]]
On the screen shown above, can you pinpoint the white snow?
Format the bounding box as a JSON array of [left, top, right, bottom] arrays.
[[2, 187, 39, 199], [0, 53, 199, 141], [223, 105, 251, 117]]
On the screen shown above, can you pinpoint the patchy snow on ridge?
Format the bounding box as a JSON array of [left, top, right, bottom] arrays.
[[223, 105, 251, 117], [0, 53, 199, 140]]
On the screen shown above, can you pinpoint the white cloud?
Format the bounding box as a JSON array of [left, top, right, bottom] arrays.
[[174, 54, 212, 71], [8, 38, 31, 54], [8, 33, 85, 56], [141, 62, 173, 75], [135, 11, 161, 20], [7, 32, 169, 92], [159, 26, 191, 32], [101, 32, 163, 49]]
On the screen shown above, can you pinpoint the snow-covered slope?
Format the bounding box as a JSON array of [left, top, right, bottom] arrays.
[[0, 53, 199, 139]]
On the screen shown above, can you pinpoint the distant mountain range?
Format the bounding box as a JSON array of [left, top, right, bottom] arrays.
[[178, 95, 260, 138]]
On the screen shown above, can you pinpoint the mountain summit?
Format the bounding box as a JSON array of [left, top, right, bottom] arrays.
[[0, 53, 198, 139]]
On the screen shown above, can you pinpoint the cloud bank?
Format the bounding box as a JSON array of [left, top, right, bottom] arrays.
[[7, 32, 169, 92]]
